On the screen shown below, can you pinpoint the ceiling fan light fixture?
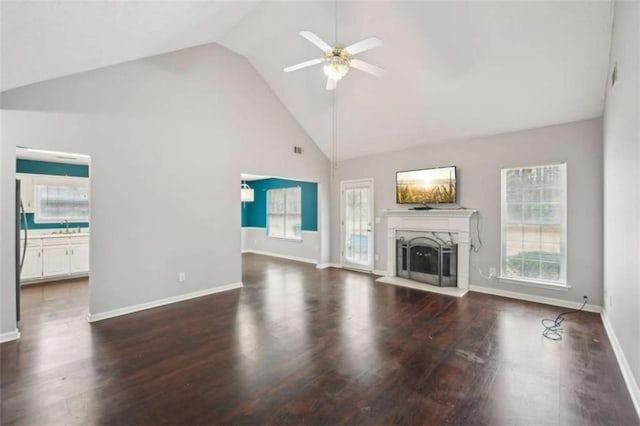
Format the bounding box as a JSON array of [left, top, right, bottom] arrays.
[[323, 56, 349, 81]]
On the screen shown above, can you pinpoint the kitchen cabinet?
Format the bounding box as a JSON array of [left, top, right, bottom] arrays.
[[21, 246, 43, 280], [20, 234, 90, 283], [69, 242, 89, 274], [43, 244, 70, 278], [16, 173, 34, 213]]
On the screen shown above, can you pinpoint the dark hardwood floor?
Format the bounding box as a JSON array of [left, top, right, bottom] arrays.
[[1, 254, 637, 425]]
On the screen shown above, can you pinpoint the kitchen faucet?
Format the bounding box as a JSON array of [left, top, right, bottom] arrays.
[[62, 219, 69, 233]]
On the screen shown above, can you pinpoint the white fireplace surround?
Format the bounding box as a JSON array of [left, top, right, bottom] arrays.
[[383, 209, 477, 290]]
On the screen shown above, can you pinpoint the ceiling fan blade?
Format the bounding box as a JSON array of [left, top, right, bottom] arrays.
[[299, 31, 332, 53], [326, 77, 337, 91], [344, 37, 383, 56], [284, 58, 325, 73], [349, 59, 385, 77]]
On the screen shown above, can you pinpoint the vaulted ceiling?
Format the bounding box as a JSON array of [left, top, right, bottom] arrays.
[[1, 1, 612, 161]]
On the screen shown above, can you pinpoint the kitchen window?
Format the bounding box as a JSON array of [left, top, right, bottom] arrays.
[[34, 177, 89, 223], [267, 187, 302, 240], [500, 163, 567, 287]]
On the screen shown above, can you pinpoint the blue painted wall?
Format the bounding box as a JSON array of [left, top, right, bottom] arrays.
[[17, 159, 90, 230], [241, 178, 318, 231], [17, 159, 89, 177]]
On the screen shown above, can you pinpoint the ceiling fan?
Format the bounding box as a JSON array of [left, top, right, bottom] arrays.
[[284, 31, 384, 90]]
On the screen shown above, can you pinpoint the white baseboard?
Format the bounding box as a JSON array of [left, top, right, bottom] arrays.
[[469, 285, 602, 313], [243, 250, 317, 265], [373, 269, 387, 276], [0, 329, 21, 343], [87, 282, 243, 323], [601, 309, 640, 418]]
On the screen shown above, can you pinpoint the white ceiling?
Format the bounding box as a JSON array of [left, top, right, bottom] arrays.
[[1, 1, 612, 161]]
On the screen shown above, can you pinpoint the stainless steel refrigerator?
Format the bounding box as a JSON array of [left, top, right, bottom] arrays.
[[15, 179, 25, 322]]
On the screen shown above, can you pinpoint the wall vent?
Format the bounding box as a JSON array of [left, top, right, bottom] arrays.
[[294, 146, 303, 154]]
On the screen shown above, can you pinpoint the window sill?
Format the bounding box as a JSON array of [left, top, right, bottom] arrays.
[[498, 276, 570, 291], [266, 236, 303, 243]]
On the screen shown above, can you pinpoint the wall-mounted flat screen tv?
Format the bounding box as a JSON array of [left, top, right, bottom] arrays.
[[396, 166, 457, 204]]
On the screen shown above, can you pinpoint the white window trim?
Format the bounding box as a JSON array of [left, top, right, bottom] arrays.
[[266, 187, 302, 241], [500, 162, 567, 287], [33, 175, 90, 224]]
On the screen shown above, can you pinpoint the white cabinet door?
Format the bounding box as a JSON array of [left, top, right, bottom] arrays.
[[43, 245, 70, 277], [70, 244, 89, 274], [16, 173, 34, 213], [21, 246, 43, 280]]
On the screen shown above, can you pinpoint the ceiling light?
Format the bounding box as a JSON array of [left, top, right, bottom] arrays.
[[241, 183, 254, 202], [20, 147, 90, 159], [323, 56, 350, 81]]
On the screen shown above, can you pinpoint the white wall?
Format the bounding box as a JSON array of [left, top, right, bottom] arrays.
[[0, 116, 17, 337], [603, 0, 640, 409], [0, 43, 330, 334], [241, 228, 319, 263], [332, 118, 603, 305]]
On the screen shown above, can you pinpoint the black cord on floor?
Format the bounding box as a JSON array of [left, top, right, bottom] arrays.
[[541, 297, 588, 340]]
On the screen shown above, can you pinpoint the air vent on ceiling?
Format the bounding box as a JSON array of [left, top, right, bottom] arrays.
[[294, 146, 303, 154]]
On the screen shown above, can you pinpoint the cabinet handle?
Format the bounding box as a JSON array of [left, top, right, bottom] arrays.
[[66, 250, 69, 255], [72, 249, 74, 255], [38, 251, 41, 258]]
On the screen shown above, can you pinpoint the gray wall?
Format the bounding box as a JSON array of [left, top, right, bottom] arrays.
[[332, 118, 603, 305], [0, 43, 330, 334], [603, 1, 640, 395]]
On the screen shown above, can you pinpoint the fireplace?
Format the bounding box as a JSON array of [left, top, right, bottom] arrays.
[[396, 236, 457, 287], [381, 209, 476, 291]]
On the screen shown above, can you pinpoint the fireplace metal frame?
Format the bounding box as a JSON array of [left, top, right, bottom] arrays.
[[396, 236, 458, 287]]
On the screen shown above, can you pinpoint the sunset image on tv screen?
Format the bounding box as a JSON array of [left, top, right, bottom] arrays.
[[396, 167, 456, 204]]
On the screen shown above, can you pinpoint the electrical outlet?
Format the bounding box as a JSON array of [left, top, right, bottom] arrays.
[[178, 272, 186, 282], [489, 267, 496, 278]]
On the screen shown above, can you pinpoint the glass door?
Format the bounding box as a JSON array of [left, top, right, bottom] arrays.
[[341, 179, 374, 272]]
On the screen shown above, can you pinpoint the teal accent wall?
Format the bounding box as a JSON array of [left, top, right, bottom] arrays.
[[17, 159, 90, 230], [20, 214, 89, 230], [17, 159, 89, 177], [241, 178, 318, 231]]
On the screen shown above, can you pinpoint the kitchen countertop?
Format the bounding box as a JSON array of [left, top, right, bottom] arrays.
[[21, 230, 90, 239]]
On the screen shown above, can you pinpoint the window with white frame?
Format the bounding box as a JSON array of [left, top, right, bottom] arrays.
[[267, 187, 302, 240], [501, 163, 566, 285], [34, 177, 89, 223]]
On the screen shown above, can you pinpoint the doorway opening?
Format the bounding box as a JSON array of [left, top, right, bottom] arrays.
[[15, 147, 91, 329], [240, 173, 320, 272]]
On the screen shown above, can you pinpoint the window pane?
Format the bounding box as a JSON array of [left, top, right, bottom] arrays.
[[267, 187, 301, 240], [501, 164, 565, 284], [34, 182, 89, 222], [268, 189, 285, 237]]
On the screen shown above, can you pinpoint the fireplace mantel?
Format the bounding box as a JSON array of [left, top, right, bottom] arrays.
[[381, 208, 477, 291], [383, 209, 476, 218]]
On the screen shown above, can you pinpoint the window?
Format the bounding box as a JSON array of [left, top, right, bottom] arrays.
[[267, 187, 302, 240], [34, 177, 89, 223], [501, 163, 566, 286]]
